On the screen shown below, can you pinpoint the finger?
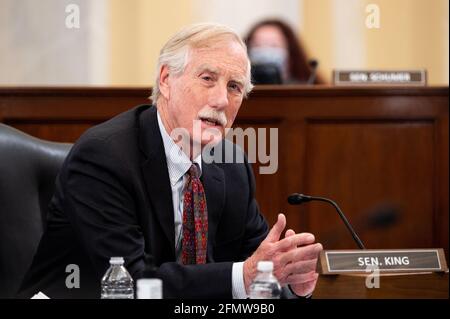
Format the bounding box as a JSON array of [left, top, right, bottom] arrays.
[[273, 233, 315, 253], [278, 243, 322, 265], [289, 276, 319, 297], [284, 229, 296, 252], [284, 258, 318, 275], [265, 213, 286, 242], [283, 271, 319, 286], [285, 229, 295, 238], [300, 281, 318, 297], [274, 259, 317, 284]]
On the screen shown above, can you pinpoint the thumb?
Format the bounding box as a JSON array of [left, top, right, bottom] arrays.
[[265, 213, 286, 242]]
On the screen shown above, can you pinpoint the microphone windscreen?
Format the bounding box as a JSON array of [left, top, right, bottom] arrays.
[[287, 193, 302, 205]]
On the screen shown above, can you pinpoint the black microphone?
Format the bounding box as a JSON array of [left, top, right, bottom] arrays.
[[251, 63, 283, 84], [287, 193, 366, 249], [306, 59, 318, 85]]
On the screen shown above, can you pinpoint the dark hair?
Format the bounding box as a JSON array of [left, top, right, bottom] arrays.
[[244, 19, 323, 84]]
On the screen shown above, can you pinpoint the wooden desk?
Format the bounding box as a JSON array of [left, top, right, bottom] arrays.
[[314, 272, 449, 299], [0, 86, 448, 259]]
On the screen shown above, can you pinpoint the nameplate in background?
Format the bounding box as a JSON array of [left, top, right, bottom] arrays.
[[333, 70, 427, 86], [318, 249, 448, 275]]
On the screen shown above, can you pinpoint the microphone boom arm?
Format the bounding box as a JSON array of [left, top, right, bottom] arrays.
[[287, 193, 366, 249], [312, 196, 365, 249]]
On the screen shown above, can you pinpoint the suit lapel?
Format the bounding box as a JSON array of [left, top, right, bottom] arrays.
[[139, 106, 175, 260]]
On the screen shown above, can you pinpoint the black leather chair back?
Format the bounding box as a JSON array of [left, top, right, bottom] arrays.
[[0, 124, 72, 298]]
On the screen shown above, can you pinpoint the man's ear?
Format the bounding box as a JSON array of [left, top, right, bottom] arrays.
[[159, 65, 170, 100]]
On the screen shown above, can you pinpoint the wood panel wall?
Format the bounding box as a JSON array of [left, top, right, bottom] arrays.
[[0, 86, 447, 257]]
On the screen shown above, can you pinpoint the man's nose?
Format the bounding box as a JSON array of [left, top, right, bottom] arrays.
[[208, 84, 229, 110]]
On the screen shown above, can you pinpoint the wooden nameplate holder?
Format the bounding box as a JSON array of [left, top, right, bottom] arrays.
[[314, 249, 449, 299]]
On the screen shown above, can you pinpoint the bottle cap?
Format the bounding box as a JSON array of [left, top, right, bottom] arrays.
[[257, 261, 274, 272], [110, 257, 124, 265]]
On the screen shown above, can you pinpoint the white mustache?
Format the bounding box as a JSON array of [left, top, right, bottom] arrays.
[[197, 108, 228, 127]]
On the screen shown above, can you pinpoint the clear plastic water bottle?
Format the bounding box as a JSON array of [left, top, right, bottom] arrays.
[[249, 261, 282, 299], [101, 257, 134, 299]]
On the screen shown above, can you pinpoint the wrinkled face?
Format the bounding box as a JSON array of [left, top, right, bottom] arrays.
[[159, 38, 249, 150], [250, 25, 288, 49]]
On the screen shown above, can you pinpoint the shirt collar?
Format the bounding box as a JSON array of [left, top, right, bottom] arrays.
[[157, 110, 202, 186]]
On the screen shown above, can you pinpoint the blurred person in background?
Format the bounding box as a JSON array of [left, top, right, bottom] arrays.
[[245, 19, 323, 85]]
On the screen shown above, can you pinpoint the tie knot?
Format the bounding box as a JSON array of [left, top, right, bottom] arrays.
[[189, 163, 200, 179]]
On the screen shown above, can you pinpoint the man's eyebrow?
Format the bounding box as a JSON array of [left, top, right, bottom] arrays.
[[229, 76, 245, 87], [196, 64, 245, 87], [196, 64, 219, 75]]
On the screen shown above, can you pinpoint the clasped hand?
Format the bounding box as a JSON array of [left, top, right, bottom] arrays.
[[244, 213, 323, 297]]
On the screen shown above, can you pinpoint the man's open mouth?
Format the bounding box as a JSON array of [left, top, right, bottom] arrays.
[[199, 116, 222, 127]]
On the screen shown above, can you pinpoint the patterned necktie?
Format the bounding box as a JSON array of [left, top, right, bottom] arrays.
[[181, 164, 208, 265]]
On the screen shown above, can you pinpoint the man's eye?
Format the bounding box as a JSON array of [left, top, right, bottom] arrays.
[[202, 76, 212, 81], [229, 83, 242, 92]]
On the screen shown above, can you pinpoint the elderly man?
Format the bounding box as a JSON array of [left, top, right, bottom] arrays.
[[18, 23, 322, 299]]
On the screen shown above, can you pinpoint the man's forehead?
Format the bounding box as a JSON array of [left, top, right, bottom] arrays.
[[194, 62, 244, 73], [195, 63, 246, 82], [192, 48, 247, 72], [190, 42, 248, 67], [193, 37, 246, 55]]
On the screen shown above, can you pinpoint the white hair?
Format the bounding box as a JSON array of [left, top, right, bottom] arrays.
[[150, 23, 253, 103]]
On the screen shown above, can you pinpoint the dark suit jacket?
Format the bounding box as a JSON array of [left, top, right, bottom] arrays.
[[18, 104, 270, 299]]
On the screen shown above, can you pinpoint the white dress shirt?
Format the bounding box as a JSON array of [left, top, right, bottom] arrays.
[[157, 111, 248, 299]]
